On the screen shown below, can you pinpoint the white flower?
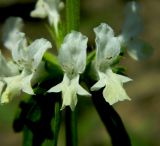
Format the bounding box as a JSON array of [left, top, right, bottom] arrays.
[[0, 70, 33, 103], [91, 23, 132, 105], [48, 31, 91, 110], [30, 0, 64, 33], [118, 2, 152, 60], [0, 32, 52, 103], [91, 69, 131, 105], [2, 17, 24, 50], [94, 23, 120, 72]]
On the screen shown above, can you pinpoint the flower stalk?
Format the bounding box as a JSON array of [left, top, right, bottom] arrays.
[[66, 0, 80, 32], [65, 0, 80, 145]]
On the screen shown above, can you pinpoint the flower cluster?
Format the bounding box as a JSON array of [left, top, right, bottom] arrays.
[[0, 1, 152, 111], [0, 17, 52, 103]]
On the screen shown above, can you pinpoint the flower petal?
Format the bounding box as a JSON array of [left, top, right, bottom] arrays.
[[48, 74, 87, 110], [103, 69, 131, 105], [28, 38, 52, 70], [117, 74, 132, 83], [58, 31, 88, 75], [22, 73, 34, 95], [11, 32, 27, 64], [0, 75, 22, 104], [48, 83, 62, 93], [2, 17, 23, 50], [94, 23, 120, 70], [77, 84, 91, 97], [61, 74, 78, 111], [30, 0, 48, 18], [31, 0, 64, 33], [91, 72, 106, 91]]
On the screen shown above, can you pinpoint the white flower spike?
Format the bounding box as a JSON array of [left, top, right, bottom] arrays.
[[48, 31, 91, 110], [0, 32, 52, 104], [91, 23, 132, 105], [31, 0, 64, 33]]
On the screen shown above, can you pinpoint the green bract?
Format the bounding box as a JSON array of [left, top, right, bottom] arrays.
[[91, 23, 132, 105], [48, 31, 91, 110], [30, 0, 64, 33]]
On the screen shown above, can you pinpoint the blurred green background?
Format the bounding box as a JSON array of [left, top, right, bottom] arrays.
[[0, 0, 160, 146]]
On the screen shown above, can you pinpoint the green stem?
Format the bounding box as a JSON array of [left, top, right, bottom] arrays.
[[53, 101, 61, 146], [66, 0, 80, 32], [65, 107, 77, 146], [65, 0, 80, 146]]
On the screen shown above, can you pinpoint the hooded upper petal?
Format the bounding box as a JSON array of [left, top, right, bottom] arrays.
[[94, 23, 120, 71], [58, 31, 88, 76], [11, 32, 52, 71], [2, 17, 23, 50]]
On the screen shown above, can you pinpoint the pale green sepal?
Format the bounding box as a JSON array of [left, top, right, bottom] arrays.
[[127, 38, 153, 60], [94, 23, 120, 70], [103, 69, 131, 105], [58, 31, 88, 75], [2, 17, 23, 50]]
